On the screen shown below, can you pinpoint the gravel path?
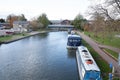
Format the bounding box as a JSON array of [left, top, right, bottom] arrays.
[[77, 31, 120, 76]]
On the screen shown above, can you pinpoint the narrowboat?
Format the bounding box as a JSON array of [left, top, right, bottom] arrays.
[[76, 46, 102, 80], [67, 34, 82, 49]]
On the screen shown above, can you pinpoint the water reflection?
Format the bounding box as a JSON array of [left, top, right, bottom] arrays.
[[38, 32, 48, 38], [67, 49, 76, 58]]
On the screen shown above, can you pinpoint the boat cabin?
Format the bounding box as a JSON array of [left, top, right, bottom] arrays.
[[67, 34, 82, 49], [76, 46, 102, 80]]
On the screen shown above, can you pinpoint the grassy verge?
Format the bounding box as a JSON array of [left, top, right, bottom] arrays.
[[0, 35, 12, 42], [104, 48, 119, 59], [84, 31, 120, 48], [0, 29, 49, 43], [0, 33, 28, 42], [82, 40, 111, 79]]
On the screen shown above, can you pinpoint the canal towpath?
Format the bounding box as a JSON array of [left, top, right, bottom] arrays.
[[77, 31, 120, 76]]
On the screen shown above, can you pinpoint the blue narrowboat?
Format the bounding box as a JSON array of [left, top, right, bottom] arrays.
[[67, 34, 82, 49]]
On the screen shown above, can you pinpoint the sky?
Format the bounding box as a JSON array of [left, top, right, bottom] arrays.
[[0, 0, 101, 20]]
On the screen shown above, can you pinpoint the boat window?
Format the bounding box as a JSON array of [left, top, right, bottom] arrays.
[[73, 40, 77, 42], [86, 59, 93, 64], [84, 55, 90, 58], [84, 52, 89, 55], [69, 40, 72, 42], [82, 50, 87, 52]]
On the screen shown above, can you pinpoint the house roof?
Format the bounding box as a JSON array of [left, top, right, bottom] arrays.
[[0, 23, 10, 27], [61, 19, 71, 22], [50, 20, 73, 24], [13, 21, 29, 25]]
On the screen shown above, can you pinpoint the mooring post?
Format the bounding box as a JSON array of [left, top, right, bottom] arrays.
[[118, 53, 120, 66], [109, 73, 112, 80]]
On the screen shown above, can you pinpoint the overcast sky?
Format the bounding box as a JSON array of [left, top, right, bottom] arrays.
[[0, 0, 102, 20]]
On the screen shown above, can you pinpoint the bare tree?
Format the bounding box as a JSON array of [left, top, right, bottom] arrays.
[[30, 18, 43, 30], [88, 0, 120, 19], [88, 4, 114, 20], [105, 0, 120, 19], [6, 14, 18, 27], [87, 0, 120, 32], [91, 12, 106, 37]]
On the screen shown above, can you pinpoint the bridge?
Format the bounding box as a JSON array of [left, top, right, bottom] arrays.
[[47, 24, 74, 31]]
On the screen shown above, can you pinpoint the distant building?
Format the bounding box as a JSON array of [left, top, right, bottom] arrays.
[[61, 19, 71, 25], [50, 20, 62, 25], [0, 23, 10, 30], [50, 19, 72, 25], [49, 20, 73, 31], [13, 21, 30, 33], [0, 30, 14, 36]]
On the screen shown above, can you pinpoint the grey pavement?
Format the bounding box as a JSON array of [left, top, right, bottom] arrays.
[[77, 31, 120, 76]]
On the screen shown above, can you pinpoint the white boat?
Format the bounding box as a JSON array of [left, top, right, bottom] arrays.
[[76, 46, 102, 80]]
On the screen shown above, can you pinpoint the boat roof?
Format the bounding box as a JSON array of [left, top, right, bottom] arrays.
[[68, 34, 81, 38], [77, 46, 100, 71]]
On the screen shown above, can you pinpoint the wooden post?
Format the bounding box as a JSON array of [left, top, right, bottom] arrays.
[[112, 66, 115, 77], [118, 53, 120, 66]]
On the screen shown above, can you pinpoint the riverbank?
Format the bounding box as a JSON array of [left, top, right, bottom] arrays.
[[77, 31, 120, 77], [0, 30, 48, 44]]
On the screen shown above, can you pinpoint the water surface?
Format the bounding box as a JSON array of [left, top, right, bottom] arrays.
[[0, 32, 79, 80]]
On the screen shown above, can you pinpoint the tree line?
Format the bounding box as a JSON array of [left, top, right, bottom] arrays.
[[87, 0, 120, 36], [0, 12, 86, 31], [0, 13, 50, 30]]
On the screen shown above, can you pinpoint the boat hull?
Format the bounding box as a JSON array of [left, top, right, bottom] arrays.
[[76, 46, 102, 80], [66, 46, 78, 49], [76, 51, 83, 80]]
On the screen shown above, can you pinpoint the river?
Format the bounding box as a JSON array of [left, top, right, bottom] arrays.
[[0, 31, 79, 80]]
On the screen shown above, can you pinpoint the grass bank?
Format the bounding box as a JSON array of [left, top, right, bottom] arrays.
[[0, 29, 51, 44], [0, 33, 28, 42], [84, 31, 120, 48]]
